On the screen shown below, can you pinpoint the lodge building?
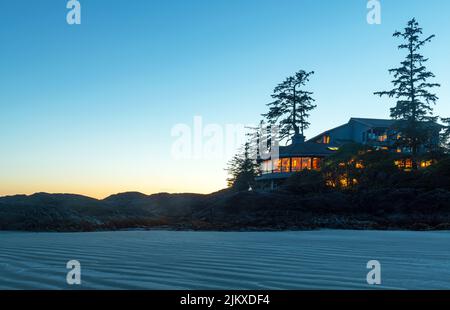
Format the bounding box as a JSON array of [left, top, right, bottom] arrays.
[[256, 118, 442, 188]]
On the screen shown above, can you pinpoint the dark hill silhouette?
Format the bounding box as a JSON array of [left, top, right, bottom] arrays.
[[103, 191, 150, 203], [0, 191, 209, 231], [1, 185, 450, 231]]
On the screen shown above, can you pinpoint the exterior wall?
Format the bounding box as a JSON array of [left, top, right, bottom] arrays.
[[350, 121, 370, 144], [313, 120, 392, 147], [430, 130, 441, 148], [314, 124, 352, 145]]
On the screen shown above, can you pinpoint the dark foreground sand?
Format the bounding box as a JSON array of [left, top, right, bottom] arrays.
[[0, 230, 449, 289]]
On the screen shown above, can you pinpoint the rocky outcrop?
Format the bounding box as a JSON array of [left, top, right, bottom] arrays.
[[1, 188, 450, 232]]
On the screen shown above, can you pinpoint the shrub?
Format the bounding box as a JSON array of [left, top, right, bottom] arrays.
[[283, 170, 326, 194]]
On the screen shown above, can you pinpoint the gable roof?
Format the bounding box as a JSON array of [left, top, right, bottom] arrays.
[[350, 117, 443, 129], [278, 141, 337, 157], [308, 117, 442, 143], [350, 118, 396, 128], [307, 123, 349, 142]]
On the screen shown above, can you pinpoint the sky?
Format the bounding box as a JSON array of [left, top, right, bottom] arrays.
[[1, 0, 449, 199]]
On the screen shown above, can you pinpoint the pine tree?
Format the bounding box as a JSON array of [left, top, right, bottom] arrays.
[[374, 18, 440, 155], [225, 142, 260, 191], [263, 70, 316, 142]]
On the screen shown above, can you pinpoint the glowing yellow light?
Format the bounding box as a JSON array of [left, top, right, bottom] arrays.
[[420, 160, 432, 168]]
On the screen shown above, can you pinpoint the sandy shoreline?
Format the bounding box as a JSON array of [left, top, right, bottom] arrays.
[[1, 230, 450, 290]]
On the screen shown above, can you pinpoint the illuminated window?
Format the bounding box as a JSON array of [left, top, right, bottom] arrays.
[[405, 159, 413, 169], [420, 160, 433, 168], [378, 133, 388, 142], [262, 160, 272, 174], [395, 158, 413, 171], [272, 159, 281, 173], [281, 158, 291, 172], [291, 158, 302, 172], [301, 157, 312, 170], [339, 175, 358, 188], [322, 135, 331, 144], [312, 158, 321, 170]]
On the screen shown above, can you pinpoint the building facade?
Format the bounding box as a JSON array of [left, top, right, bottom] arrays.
[[256, 133, 338, 189], [256, 118, 442, 188], [308, 118, 441, 153]]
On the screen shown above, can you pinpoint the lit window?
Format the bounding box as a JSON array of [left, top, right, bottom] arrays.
[[322, 135, 331, 144], [312, 158, 321, 170], [273, 159, 281, 173], [281, 158, 291, 173], [301, 157, 312, 170], [405, 159, 413, 169], [262, 160, 272, 173], [378, 133, 388, 142], [291, 158, 302, 172], [338, 175, 357, 188], [395, 159, 413, 171], [420, 160, 433, 168]]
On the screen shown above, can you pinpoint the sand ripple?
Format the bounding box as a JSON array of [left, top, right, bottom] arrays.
[[1, 230, 450, 289]]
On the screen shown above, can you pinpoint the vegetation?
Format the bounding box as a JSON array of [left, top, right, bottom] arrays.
[[283, 170, 325, 194], [282, 143, 450, 192], [263, 70, 316, 141], [225, 142, 260, 191], [374, 18, 441, 158]]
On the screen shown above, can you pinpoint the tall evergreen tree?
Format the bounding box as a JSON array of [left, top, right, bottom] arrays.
[[225, 142, 260, 191], [263, 70, 316, 142], [374, 18, 440, 155]]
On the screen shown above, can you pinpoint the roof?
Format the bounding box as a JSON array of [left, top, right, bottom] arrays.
[[307, 122, 348, 142], [278, 141, 337, 157], [308, 117, 443, 143], [350, 118, 396, 128], [351, 117, 443, 129]]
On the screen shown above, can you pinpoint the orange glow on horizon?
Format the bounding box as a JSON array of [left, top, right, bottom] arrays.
[[0, 183, 224, 200], [0, 172, 227, 199]]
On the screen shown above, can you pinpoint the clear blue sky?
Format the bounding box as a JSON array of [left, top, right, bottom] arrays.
[[1, 0, 449, 198]]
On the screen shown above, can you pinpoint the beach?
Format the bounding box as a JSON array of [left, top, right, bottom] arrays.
[[1, 230, 449, 290]]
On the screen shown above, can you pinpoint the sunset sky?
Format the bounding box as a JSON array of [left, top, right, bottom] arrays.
[[1, 0, 449, 198]]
